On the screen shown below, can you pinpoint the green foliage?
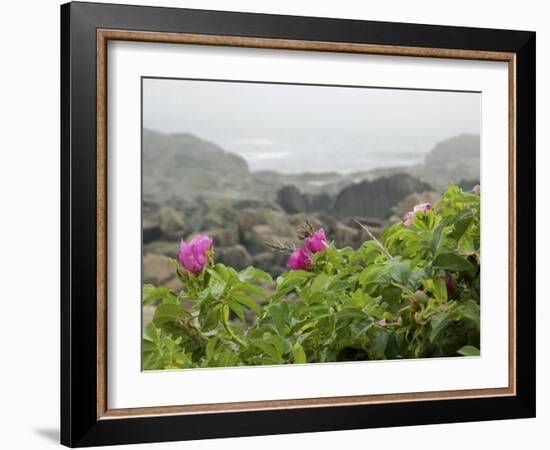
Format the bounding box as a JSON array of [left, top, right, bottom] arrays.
[[142, 184, 480, 369]]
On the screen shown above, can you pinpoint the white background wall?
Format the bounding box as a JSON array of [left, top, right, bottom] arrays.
[[0, 0, 546, 448]]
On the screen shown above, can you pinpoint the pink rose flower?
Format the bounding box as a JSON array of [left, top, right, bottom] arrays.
[[287, 247, 312, 270], [304, 228, 327, 254], [404, 211, 415, 227], [472, 184, 480, 191], [413, 202, 432, 212], [178, 234, 213, 274]]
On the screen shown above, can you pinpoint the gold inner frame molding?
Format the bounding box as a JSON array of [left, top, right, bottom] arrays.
[[96, 28, 517, 420]]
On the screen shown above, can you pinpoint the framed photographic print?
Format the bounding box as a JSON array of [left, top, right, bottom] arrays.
[[60, 1, 536, 447]]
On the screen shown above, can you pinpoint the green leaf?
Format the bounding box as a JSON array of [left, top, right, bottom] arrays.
[[207, 264, 230, 283], [388, 260, 412, 286], [238, 267, 272, 283], [292, 342, 307, 364], [205, 337, 218, 360], [461, 300, 480, 326], [381, 285, 404, 314], [228, 299, 245, 322], [368, 329, 389, 359], [310, 273, 329, 294], [433, 252, 474, 272], [144, 322, 160, 344], [432, 277, 448, 302], [429, 220, 446, 256], [266, 334, 285, 357], [237, 282, 268, 299], [457, 345, 480, 356], [264, 303, 289, 334], [253, 340, 279, 361], [233, 292, 262, 315], [199, 306, 219, 332], [359, 265, 386, 285], [335, 307, 367, 330], [277, 270, 312, 286], [430, 313, 452, 342], [142, 284, 169, 305], [276, 270, 313, 293], [152, 304, 188, 328], [142, 339, 157, 352], [210, 280, 227, 299], [451, 209, 474, 242]]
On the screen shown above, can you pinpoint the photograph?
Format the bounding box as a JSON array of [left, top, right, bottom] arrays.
[[141, 77, 482, 370], [56, 2, 537, 446]]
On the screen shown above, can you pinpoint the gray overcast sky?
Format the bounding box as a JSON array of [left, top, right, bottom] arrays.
[[143, 78, 480, 174]]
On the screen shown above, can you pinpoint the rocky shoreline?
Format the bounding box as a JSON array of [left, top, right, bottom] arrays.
[[142, 130, 479, 285]]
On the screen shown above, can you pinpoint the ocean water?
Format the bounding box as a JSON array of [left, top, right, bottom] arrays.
[[226, 142, 427, 175]]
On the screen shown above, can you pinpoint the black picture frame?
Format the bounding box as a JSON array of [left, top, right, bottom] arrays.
[[61, 1, 536, 447]]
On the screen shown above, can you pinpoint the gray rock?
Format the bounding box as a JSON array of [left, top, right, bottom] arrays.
[[335, 173, 432, 219], [425, 134, 479, 166], [276, 185, 306, 214], [276, 185, 334, 214], [143, 240, 177, 257], [143, 253, 175, 286], [333, 222, 360, 248], [205, 228, 240, 247], [143, 215, 161, 243], [238, 208, 293, 235], [159, 206, 186, 239], [218, 245, 252, 271], [252, 252, 275, 272], [242, 223, 300, 255], [243, 224, 275, 254], [142, 129, 251, 205]]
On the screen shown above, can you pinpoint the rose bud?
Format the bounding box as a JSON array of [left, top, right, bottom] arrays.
[[414, 290, 427, 304], [413, 202, 432, 212], [403, 211, 415, 227], [178, 234, 213, 274], [286, 247, 312, 270], [304, 228, 328, 254]]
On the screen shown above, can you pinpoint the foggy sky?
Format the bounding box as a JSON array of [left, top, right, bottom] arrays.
[[143, 78, 480, 174]]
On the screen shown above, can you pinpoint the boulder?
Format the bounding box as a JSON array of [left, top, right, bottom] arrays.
[[276, 185, 334, 214], [254, 209, 293, 236], [143, 253, 175, 286], [333, 222, 360, 248], [335, 173, 432, 219], [238, 208, 294, 236], [143, 240, 177, 257], [276, 185, 306, 214], [243, 224, 275, 254], [201, 203, 240, 231], [143, 215, 161, 243], [218, 245, 252, 271], [200, 228, 239, 247], [243, 224, 300, 255], [159, 206, 186, 240], [252, 251, 275, 272], [287, 213, 324, 230]]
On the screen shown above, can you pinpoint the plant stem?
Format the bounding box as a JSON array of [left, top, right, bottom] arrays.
[[355, 221, 394, 260], [222, 311, 247, 348], [175, 318, 206, 349]]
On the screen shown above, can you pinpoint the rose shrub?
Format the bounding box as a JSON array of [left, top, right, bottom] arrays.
[[142, 184, 480, 369]]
